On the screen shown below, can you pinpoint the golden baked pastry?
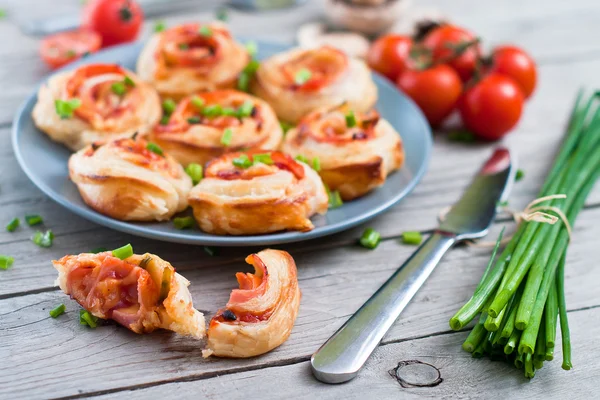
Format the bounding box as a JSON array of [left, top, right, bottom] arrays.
[[188, 150, 328, 235], [281, 104, 404, 200], [149, 90, 282, 167], [32, 64, 161, 151], [205, 249, 301, 358], [251, 45, 377, 123], [137, 22, 249, 99], [53, 250, 205, 338], [68, 135, 192, 221]]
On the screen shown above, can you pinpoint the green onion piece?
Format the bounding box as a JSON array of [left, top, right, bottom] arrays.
[[173, 216, 195, 230], [516, 169, 525, 181], [345, 111, 357, 128], [280, 121, 294, 134], [448, 130, 476, 143], [0, 9, 7, 19], [79, 310, 99, 328], [327, 186, 343, 209], [253, 153, 274, 165], [154, 21, 166, 32], [402, 231, 422, 245], [237, 71, 250, 92], [160, 115, 170, 125], [202, 104, 223, 117], [244, 59, 260, 74], [112, 244, 133, 260], [0, 255, 14, 270], [204, 246, 218, 256], [222, 107, 237, 116], [25, 214, 43, 226], [496, 200, 509, 207], [312, 157, 321, 171], [55, 98, 81, 119], [90, 247, 107, 254], [233, 154, 252, 169], [295, 155, 309, 164], [294, 68, 312, 85], [215, 6, 228, 21], [199, 26, 213, 37], [178, 43, 189, 50], [158, 267, 173, 302], [49, 304, 66, 318], [111, 82, 126, 96], [191, 96, 204, 109], [5, 217, 19, 232], [162, 99, 177, 115], [245, 41, 258, 56], [360, 228, 381, 249], [187, 116, 201, 124], [237, 101, 254, 118], [221, 128, 233, 146], [146, 142, 164, 156], [185, 163, 203, 185], [123, 76, 135, 87], [65, 49, 77, 58], [32, 230, 54, 248]]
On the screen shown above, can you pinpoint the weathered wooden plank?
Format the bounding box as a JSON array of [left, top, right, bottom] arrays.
[[97, 306, 600, 400], [1, 206, 600, 398]]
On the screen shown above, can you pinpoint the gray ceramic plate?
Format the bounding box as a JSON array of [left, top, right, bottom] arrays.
[[12, 40, 432, 246]]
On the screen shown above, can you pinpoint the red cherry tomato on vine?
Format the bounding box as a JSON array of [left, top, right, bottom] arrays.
[[367, 34, 413, 82], [459, 73, 525, 140], [422, 24, 480, 82], [82, 0, 144, 47], [489, 45, 537, 98], [40, 30, 102, 69], [396, 64, 463, 127]]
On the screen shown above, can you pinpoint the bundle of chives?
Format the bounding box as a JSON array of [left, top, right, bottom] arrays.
[[449, 90, 600, 378]]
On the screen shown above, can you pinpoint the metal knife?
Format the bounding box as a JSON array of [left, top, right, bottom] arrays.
[[311, 147, 514, 384]]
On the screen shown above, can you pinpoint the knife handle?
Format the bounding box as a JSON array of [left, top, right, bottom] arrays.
[[310, 232, 457, 384]]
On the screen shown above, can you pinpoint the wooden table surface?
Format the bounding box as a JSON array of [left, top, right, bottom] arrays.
[[1, 0, 599, 399]]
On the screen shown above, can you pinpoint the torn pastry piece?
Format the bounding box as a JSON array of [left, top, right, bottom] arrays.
[[188, 150, 328, 235], [149, 90, 282, 167], [137, 22, 250, 99], [251, 45, 377, 123], [32, 63, 161, 151], [68, 134, 192, 221], [281, 104, 404, 200], [205, 249, 301, 358], [53, 250, 205, 338]]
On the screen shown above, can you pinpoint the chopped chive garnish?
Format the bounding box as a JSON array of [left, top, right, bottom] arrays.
[[162, 99, 177, 115], [516, 169, 525, 181], [326, 186, 343, 209], [111, 82, 126, 96], [32, 230, 54, 248], [245, 41, 258, 56], [202, 104, 223, 117], [146, 142, 164, 156], [185, 163, 203, 185], [123, 76, 136, 87], [345, 110, 357, 128], [0, 9, 7, 19], [215, 6, 228, 21], [199, 26, 213, 37], [312, 157, 321, 171], [160, 115, 170, 125], [237, 71, 250, 92], [178, 43, 189, 50], [65, 49, 77, 58], [497, 200, 509, 207], [25, 215, 43, 226], [359, 228, 381, 250], [6, 217, 19, 232], [90, 247, 107, 254], [222, 107, 237, 116], [295, 155, 309, 164], [173, 216, 195, 230], [0, 255, 14, 270], [237, 101, 254, 118], [448, 130, 476, 143], [191, 96, 205, 109], [49, 304, 66, 318], [294, 68, 312, 85], [402, 231, 423, 245], [244, 59, 260, 74], [253, 153, 274, 165], [221, 128, 233, 146], [187, 116, 201, 124], [280, 121, 294, 134], [154, 21, 166, 32], [79, 310, 99, 328], [204, 246, 217, 256], [112, 244, 133, 260], [55, 98, 81, 119], [233, 154, 252, 169]]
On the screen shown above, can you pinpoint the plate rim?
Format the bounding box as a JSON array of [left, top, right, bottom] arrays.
[[11, 40, 432, 247]]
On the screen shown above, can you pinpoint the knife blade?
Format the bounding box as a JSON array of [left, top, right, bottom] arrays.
[[310, 147, 514, 384]]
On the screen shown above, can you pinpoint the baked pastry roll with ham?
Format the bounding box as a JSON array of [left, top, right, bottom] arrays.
[[251, 45, 377, 123], [188, 150, 328, 235], [149, 90, 282, 167], [137, 22, 249, 99], [68, 135, 192, 221], [53, 250, 205, 338], [205, 249, 300, 358], [282, 104, 404, 200], [32, 64, 161, 151]]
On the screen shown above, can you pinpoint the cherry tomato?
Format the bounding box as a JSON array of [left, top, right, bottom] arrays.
[[367, 34, 413, 82], [39, 30, 102, 69], [489, 45, 537, 98], [396, 64, 462, 127], [422, 24, 480, 82], [459, 73, 525, 140], [82, 0, 144, 47]]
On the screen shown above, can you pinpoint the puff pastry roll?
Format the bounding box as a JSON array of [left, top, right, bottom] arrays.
[[149, 90, 282, 167], [205, 249, 301, 358], [188, 150, 328, 235], [282, 104, 404, 200], [251, 45, 377, 123], [53, 251, 205, 338], [32, 64, 161, 151], [137, 22, 250, 99], [69, 135, 192, 221]]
